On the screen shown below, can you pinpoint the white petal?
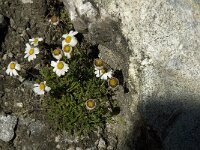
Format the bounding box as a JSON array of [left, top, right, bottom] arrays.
[[72, 31, 78, 35], [53, 67, 57, 72], [24, 53, 29, 58], [38, 38, 43, 41], [28, 56, 33, 62], [53, 54, 62, 60], [69, 31, 73, 35], [38, 90, 45, 95], [15, 64, 21, 71], [51, 61, 57, 67], [95, 70, 101, 77], [26, 43, 31, 49], [44, 81, 46, 84], [56, 70, 62, 77], [33, 87, 44, 95], [52, 21, 59, 25], [62, 34, 67, 38], [34, 48, 39, 54], [12, 69, 18, 76], [34, 83, 39, 87], [100, 74, 106, 80], [33, 43, 38, 46], [29, 38, 34, 42], [33, 87, 39, 93], [6, 68, 10, 75], [70, 38, 78, 47], [9, 70, 13, 76], [45, 86, 51, 92], [62, 40, 67, 48], [64, 53, 71, 59], [60, 69, 66, 76], [25, 49, 29, 53], [107, 72, 113, 78]]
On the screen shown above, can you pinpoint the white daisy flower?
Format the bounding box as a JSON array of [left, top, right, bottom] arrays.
[[6, 61, 21, 76], [62, 44, 72, 59], [24, 43, 39, 62], [95, 68, 113, 80], [49, 15, 59, 26], [108, 77, 119, 89], [94, 58, 104, 70], [62, 31, 78, 47], [29, 37, 43, 46], [33, 81, 51, 95], [51, 60, 69, 77], [85, 99, 96, 110], [52, 48, 63, 60]]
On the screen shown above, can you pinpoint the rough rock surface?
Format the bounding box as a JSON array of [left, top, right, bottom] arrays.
[[62, 0, 200, 149], [0, 114, 17, 142]]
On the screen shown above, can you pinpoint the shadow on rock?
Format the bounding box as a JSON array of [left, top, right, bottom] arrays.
[[124, 96, 200, 150]]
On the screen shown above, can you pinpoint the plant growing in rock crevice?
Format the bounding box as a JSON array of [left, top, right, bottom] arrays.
[[5, 2, 120, 136], [40, 40, 117, 135]]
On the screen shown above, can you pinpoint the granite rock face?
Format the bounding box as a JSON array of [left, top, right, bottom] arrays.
[[62, 0, 200, 149], [0, 115, 17, 142]]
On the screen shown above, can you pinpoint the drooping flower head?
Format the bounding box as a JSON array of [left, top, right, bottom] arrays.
[[29, 37, 43, 46], [95, 67, 113, 80], [62, 44, 72, 59], [6, 61, 21, 76], [108, 77, 119, 89], [33, 81, 51, 95], [52, 48, 63, 60], [94, 58, 104, 70], [24, 43, 39, 62], [62, 31, 78, 47], [85, 99, 96, 110], [49, 15, 59, 26], [51, 60, 69, 77]]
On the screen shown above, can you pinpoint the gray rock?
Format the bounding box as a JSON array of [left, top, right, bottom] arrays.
[[28, 120, 45, 137], [62, 0, 200, 149], [0, 14, 6, 28], [97, 138, 106, 150], [0, 115, 17, 142], [0, 77, 4, 98]]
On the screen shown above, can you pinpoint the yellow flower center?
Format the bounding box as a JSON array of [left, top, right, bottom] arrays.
[[34, 38, 38, 45], [57, 61, 64, 70], [29, 48, 34, 55], [86, 100, 95, 109], [109, 77, 119, 88], [39, 83, 45, 90], [53, 49, 61, 55], [94, 58, 103, 67], [65, 36, 72, 43], [9, 63, 15, 69], [51, 15, 58, 23], [101, 68, 107, 74], [63, 45, 71, 53]]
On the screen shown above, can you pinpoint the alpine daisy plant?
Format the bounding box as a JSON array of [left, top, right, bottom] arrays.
[[62, 31, 78, 47], [5, 7, 121, 136], [29, 37, 43, 46], [6, 61, 21, 76], [33, 81, 51, 95], [24, 43, 39, 62], [51, 60, 69, 77]]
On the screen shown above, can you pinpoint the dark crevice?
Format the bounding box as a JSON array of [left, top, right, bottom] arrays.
[[0, 15, 10, 52]]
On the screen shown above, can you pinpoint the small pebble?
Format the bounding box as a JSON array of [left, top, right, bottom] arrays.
[[76, 147, 83, 150], [8, 52, 13, 58], [55, 135, 60, 142], [56, 144, 61, 149], [15, 102, 23, 108], [2, 54, 7, 60]]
